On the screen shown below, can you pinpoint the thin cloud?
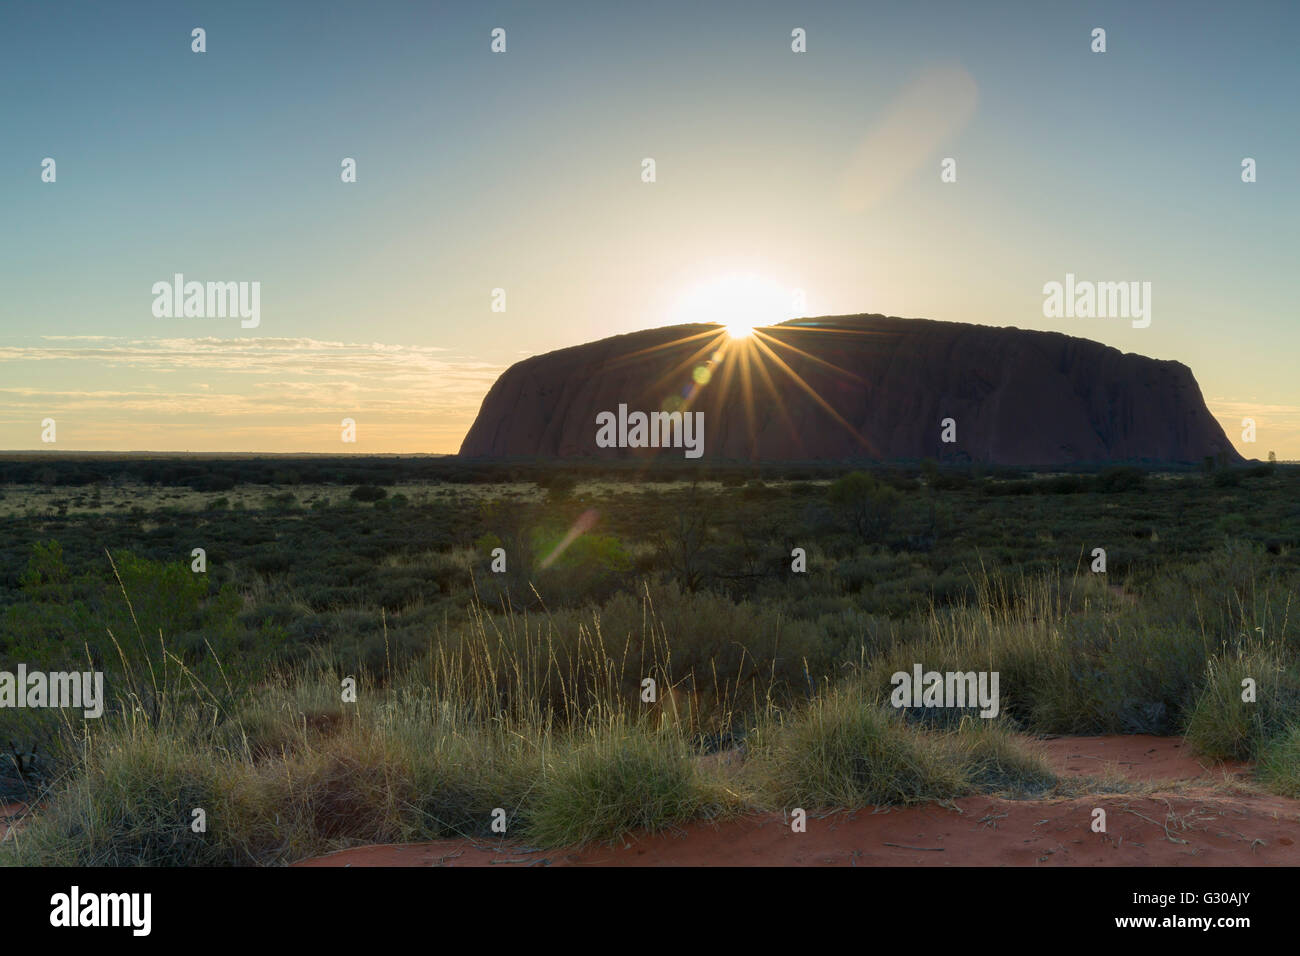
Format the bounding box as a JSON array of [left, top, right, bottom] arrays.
[[839, 63, 978, 213], [0, 337, 504, 451]]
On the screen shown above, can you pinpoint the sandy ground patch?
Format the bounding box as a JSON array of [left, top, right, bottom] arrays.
[[294, 735, 1300, 868]]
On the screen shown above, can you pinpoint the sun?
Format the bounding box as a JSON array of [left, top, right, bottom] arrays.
[[669, 274, 796, 339], [643, 275, 875, 459]]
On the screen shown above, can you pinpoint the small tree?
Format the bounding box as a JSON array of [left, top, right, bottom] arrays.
[[827, 472, 901, 544], [537, 472, 578, 501], [656, 481, 712, 591]]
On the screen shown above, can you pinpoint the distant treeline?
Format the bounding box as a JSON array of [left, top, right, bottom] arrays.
[[0, 454, 1266, 490]]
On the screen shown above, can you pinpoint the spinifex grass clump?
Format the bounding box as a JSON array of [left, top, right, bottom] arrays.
[[1257, 725, 1300, 798], [7, 719, 234, 866], [1183, 647, 1300, 761], [744, 681, 1053, 809], [526, 720, 739, 847], [753, 694, 967, 808], [948, 718, 1057, 797]]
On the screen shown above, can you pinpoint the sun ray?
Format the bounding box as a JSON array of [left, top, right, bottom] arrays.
[[642, 330, 730, 401], [606, 327, 727, 369], [743, 338, 808, 459], [738, 343, 758, 456], [753, 328, 872, 387], [709, 333, 761, 459], [749, 332, 875, 454]]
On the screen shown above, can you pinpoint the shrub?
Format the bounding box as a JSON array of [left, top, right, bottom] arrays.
[[826, 472, 902, 543], [1095, 466, 1146, 493]]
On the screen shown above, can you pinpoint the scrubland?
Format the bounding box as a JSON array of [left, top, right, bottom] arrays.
[[2, 457, 1296, 864]]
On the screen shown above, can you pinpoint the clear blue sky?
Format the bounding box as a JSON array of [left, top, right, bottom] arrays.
[[2, 0, 1296, 454]]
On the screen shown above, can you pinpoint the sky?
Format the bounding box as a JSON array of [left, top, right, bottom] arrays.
[[2, 0, 1297, 456]]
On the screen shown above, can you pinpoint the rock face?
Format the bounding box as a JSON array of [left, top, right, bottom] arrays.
[[459, 315, 1240, 465]]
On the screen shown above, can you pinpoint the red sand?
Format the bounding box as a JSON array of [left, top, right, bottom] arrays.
[[295, 735, 1300, 868], [1034, 733, 1250, 784]]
